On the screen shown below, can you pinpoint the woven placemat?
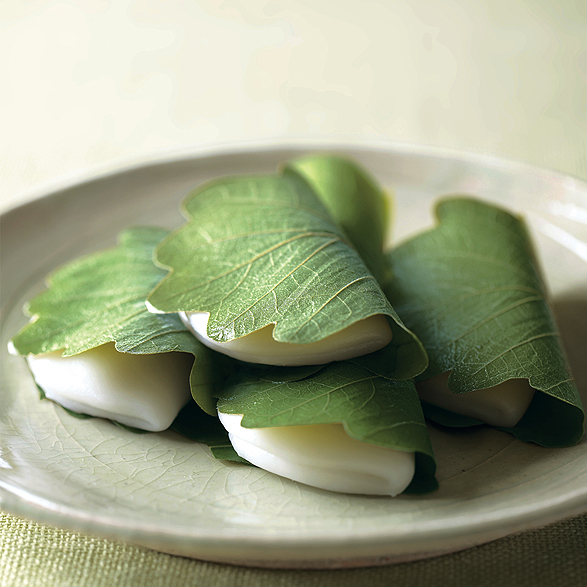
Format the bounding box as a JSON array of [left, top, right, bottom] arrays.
[[1, 510, 586, 587]]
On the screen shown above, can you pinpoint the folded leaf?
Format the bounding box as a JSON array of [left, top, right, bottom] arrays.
[[148, 170, 427, 379], [10, 227, 219, 415], [215, 361, 438, 494], [385, 197, 585, 446], [170, 401, 246, 462], [286, 154, 392, 284]]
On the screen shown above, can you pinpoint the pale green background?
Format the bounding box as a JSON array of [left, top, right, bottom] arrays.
[[1, 0, 586, 212], [1, 0, 586, 585]]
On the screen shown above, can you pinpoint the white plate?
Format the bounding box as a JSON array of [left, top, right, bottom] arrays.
[[1, 141, 586, 568]]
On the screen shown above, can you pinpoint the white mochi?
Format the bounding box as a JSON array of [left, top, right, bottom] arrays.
[[218, 412, 415, 496], [417, 372, 535, 428], [180, 312, 393, 366], [26, 343, 192, 431]]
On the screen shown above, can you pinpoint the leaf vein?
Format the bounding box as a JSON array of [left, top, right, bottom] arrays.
[[461, 331, 560, 383]]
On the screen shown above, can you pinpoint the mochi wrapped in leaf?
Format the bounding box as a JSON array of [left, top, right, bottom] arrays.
[[214, 360, 438, 496], [286, 154, 393, 285], [385, 197, 585, 447], [147, 167, 427, 378], [9, 227, 220, 431]]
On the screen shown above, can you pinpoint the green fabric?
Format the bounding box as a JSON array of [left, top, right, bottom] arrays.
[[1, 511, 586, 587]]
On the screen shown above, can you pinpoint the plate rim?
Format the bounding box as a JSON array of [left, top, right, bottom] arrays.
[[2, 136, 586, 217]]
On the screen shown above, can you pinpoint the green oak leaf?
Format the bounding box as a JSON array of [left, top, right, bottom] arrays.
[[170, 400, 247, 462], [147, 169, 427, 380], [286, 154, 392, 284], [385, 197, 585, 446], [215, 361, 438, 494], [234, 362, 327, 383], [10, 227, 219, 415]]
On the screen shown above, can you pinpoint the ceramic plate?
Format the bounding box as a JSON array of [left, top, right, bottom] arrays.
[[1, 141, 586, 568]]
